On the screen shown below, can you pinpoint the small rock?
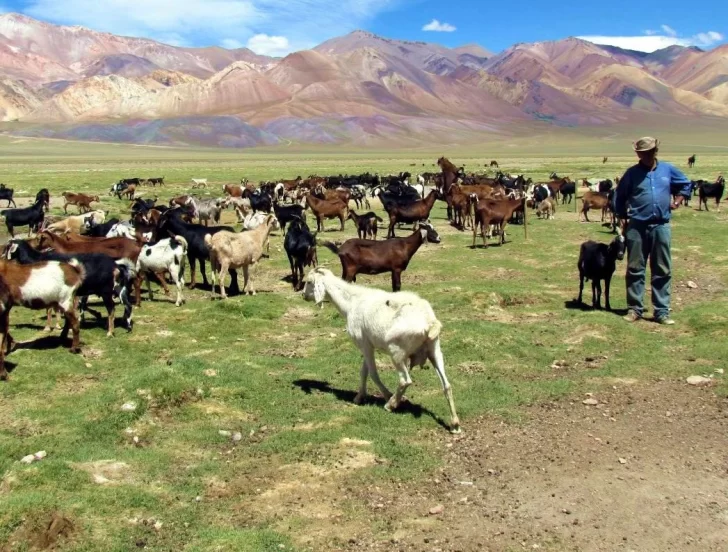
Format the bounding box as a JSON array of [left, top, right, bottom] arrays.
[[20, 454, 36, 464], [203, 369, 217, 377], [219, 430, 232, 437], [618, 458, 627, 465], [582, 398, 599, 406], [686, 375, 712, 386], [232, 432, 243, 442], [665, 411, 672, 417], [121, 402, 137, 412], [195, 496, 202, 502], [85, 363, 92, 368], [329, 333, 337, 338], [34, 451, 47, 460], [153, 521, 163, 531], [487, 469, 497, 476], [686, 281, 698, 289], [429, 504, 445, 515], [562, 509, 572, 515]]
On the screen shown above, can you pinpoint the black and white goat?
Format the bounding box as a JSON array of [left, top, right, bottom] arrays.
[[135, 235, 188, 306]]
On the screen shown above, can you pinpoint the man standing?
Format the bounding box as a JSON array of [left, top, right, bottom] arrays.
[[614, 137, 692, 325]]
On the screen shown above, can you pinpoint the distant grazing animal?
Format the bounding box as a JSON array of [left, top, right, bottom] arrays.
[[537, 198, 556, 220], [688, 154, 696, 168], [62, 192, 99, 214], [603, 156, 608, 164], [579, 191, 610, 223], [147, 177, 165, 186], [698, 175, 725, 211], [0, 185, 17, 208], [110, 181, 128, 199], [490, 160, 499, 168], [301, 267, 460, 433], [470, 196, 525, 248], [191, 178, 208, 189], [577, 235, 626, 311], [385, 190, 438, 238]]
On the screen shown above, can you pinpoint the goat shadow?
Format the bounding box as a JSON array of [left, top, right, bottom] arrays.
[[12, 335, 76, 352], [564, 299, 628, 316], [292, 378, 450, 431]]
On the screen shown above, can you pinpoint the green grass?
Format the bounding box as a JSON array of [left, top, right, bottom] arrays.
[[0, 136, 727, 550]]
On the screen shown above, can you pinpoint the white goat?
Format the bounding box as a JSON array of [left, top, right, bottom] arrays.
[[135, 235, 188, 306], [191, 178, 208, 188], [302, 267, 460, 433], [204, 215, 279, 299], [106, 222, 135, 240]]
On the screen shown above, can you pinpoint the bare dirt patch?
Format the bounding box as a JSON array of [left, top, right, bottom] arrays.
[[4, 512, 75, 551], [72, 460, 134, 486], [342, 381, 728, 552]]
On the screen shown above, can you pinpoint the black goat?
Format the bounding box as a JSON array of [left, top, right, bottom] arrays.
[[3, 240, 136, 335], [84, 216, 120, 237], [577, 234, 626, 311], [284, 217, 317, 291], [598, 179, 613, 193], [131, 197, 157, 218], [242, 189, 273, 213], [1, 199, 45, 237], [698, 176, 725, 211], [0, 185, 17, 208], [273, 201, 306, 234], [35, 188, 50, 212], [158, 208, 238, 291], [560, 181, 575, 204]]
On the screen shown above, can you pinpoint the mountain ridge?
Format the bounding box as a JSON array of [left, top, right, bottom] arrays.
[[0, 14, 726, 146]]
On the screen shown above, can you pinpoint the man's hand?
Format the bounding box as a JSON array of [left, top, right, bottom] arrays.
[[671, 195, 685, 210]]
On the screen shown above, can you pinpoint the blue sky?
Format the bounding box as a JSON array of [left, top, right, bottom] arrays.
[[2, 0, 725, 56]]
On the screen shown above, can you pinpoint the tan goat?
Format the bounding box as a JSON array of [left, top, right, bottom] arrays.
[[204, 215, 280, 299], [46, 210, 106, 235]]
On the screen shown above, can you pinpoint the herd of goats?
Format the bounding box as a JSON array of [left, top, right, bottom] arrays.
[[0, 157, 724, 432]]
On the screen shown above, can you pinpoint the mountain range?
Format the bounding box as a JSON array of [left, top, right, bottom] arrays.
[[0, 12, 726, 147]]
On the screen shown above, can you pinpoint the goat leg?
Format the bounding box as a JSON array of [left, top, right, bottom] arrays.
[[64, 309, 81, 353], [604, 275, 612, 311], [155, 271, 171, 295], [0, 310, 9, 381], [578, 272, 585, 305], [103, 294, 115, 338], [385, 359, 412, 412]]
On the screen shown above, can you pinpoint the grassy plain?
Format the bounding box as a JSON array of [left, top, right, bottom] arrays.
[[0, 133, 727, 551]]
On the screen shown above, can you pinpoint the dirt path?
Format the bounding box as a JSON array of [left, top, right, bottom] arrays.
[[338, 380, 728, 552]]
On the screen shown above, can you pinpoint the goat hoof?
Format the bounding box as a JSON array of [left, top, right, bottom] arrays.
[[43, 327, 52, 333], [450, 426, 462, 434], [70, 347, 81, 354], [353, 393, 366, 405]]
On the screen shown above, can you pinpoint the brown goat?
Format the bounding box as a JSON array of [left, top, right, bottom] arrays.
[[222, 184, 244, 198], [313, 184, 351, 206], [448, 185, 473, 230], [62, 192, 99, 214], [35, 231, 142, 262], [0, 259, 84, 376], [305, 194, 348, 232], [347, 210, 382, 239], [323, 221, 440, 291], [385, 190, 439, 238], [122, 184, 136, 200], [471, 196, 525, 247], [580, 191, 610, 222]]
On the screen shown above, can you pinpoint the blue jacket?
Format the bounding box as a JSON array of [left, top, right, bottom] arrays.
[[614, 161, 692, 223]]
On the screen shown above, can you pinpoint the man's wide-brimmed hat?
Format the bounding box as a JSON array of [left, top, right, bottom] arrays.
[[633, 136, 659, 152]]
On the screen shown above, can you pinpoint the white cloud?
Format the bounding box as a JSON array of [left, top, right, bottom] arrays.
[[661, 24, 677, 37], [422, 19, 456, 32], [246, 34, 290, 56], [579, 27, 724, 52], [22, 0, 404, 52]]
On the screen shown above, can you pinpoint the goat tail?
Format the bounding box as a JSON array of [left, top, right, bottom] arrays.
[[323, 241, 340, 255], [203, 233, 213, 250], [374, 215, 384, 222], [67, 258, 87, 285], [173, 234, 189, 252], [427, 318, 442, 341]]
